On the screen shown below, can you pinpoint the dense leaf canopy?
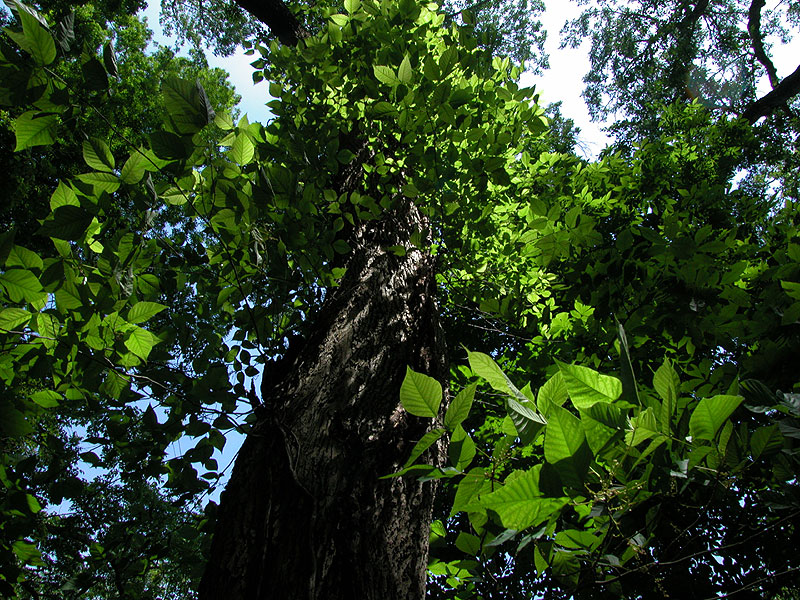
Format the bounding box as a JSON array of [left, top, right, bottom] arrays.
[[0, 0, 799, 598]]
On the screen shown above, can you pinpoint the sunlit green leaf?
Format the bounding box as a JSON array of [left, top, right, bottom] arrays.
[[14, 111, 58, 151], [400, 366, 442, 417], [557, 361, 622, 411], [445, 382, 476, 430], [404, 428, 445, 467], [449, 424, 476, 471], [689, 395, 743, 441], [127, 301, 167, 324], [83, 137, 115, 172]]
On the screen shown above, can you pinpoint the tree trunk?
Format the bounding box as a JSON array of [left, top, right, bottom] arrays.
[[199, 199, 447, 599]]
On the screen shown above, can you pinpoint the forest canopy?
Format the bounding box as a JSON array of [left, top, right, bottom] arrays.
[[1, 0, 799, 598]]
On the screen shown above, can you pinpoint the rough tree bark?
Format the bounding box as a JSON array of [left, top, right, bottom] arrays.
[[199, 3, 448, 598], [200, 201, 446, 599]]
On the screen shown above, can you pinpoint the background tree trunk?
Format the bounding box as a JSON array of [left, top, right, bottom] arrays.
[[199, 199, 447, 599]]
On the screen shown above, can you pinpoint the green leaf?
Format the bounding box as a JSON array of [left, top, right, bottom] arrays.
[[81, 57, 108, 91], [162, 77, 215, 135], [449, 424, 476, 470], [451, 467, 486, 515], [83, 137, 115, 172], [616, 320, 640, 405], [544, 404, 592, 489], [127, 301, 167, 324], [556, 361, 622, 411], [120, 150, 148, 184], [102, 41, 118, 77], [537, 371, 568, 416], [400, 366, 442, 417], [371, 101, 399, 118], [750, 424, 783, 460], [76, 172, 120, 194], [50, 182, 79, 209], [455, 532, 481, 555], [473, 468, 568, 530], [444, 382, 476, 430], [344, 0, 361, 13], [12, 541, 43, 566], [38, 205, 93, 240], [507, 397, 546, 445], [0, 307, 31, 331], [14, 2, 56, 65], [124, 326, 159, 360], [229, 133, 255, 165], [149, 130, 192, 160], [404, 428, 445, 467], [0, 269, 43, 304], [398, 54, 413, 84], [14, 111, 58, 151], [689, 395, 743, 441], [30, 390, 60, 408], [6, 245, 43, 271], [373, 65, 398, 86], [654, 359, 679, 434]]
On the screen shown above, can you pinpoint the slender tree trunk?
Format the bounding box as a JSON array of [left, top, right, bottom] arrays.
[[199, 199, 447, 599]]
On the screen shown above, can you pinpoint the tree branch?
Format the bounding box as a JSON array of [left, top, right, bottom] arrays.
[[747, 0, 779, 88], [233, 0, 308, 46], [743, 61, 800, 122]]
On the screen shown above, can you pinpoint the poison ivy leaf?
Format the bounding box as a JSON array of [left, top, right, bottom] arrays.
[[750, 424, 783, 460], [398, 55, 413, 84], [544, 404, 592, 489], [30, 390, 59, 408], [124, 327, 160, 360], [50, 182, 79, 209], [13, 2, 56, 65], [468, 351, 530, 405], [616, 320, 639, 405], [400, 366, 442, 417], [455, 532, 481, 555], [507, 397, 546, 445], [81, 57, 108, 91], [0, 269, 43, 304], [556, 361, 622, 411], [149, 130, 192, 160], [449, 424, 476, 471], [83, 137, 115, 172], [14, 111, 58, 151], [537, 371, 568, 416], [470, 467, 568, 531], [370, 101, 398, 118], [76, 172, 119, 194], [6, 245, 43, 271], [102, 41, 117, 77], [229, 133, 255, 165], [404, 428, 445, 467], [451, 467, 487, 515], [0, 307, 31, 331], [53, 11, 74, 52], [373, 65, 398, 86], [445, 382, 476, 430], [689, 395, 743, 441], [654, 359, 680, 434], [162, 77, 215, 135], [120, 150, 148, 184], [39, 205, 93, 240], [127, 301, 167, 324]]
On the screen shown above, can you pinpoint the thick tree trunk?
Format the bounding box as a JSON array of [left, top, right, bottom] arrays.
[[199, 200, 447, 599]]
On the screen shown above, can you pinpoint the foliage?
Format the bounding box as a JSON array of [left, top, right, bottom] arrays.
[[561, 0, 800, 206], [0, 0, 799, 597]]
